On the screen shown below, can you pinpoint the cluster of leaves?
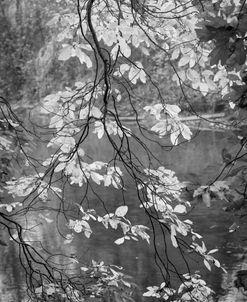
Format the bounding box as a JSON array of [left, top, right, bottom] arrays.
[[35, 261, 134, 302], [144, 273, 213, 302], [68, 205, 150, 245]]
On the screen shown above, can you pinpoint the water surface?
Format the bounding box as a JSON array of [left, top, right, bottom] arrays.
[[1, 129, 246, 301]]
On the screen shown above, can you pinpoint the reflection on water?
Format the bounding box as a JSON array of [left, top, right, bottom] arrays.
[[1, 130, 247, 301]]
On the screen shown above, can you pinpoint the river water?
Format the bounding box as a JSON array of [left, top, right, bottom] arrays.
[[0, 129, 247, 301]]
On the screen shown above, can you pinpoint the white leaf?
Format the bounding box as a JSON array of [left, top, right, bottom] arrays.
[[54, 162, 66, 173], [109, 218, 119, 229], [35, 286, 43, 294], [120, 222, 130, 234], [171, 48, 180, 60], [214, 259, 221, 267], [208, 249, 218, 254], [187, 69, 200, 82], [90, 172, 103, 185], [139, 70, 146, 83], [118, 37, 131, 57], [75, 47, 92, 68], [81, 220, 92, 238], [112, 178, 120, 189], [173, 204, 187, 214], [119, 63, 130, 74], [170, 131, 179, 145], [104, 175, 112, 187], [170, 224, 178, 247], [165, 104, 181, 116], [90, 106, 102, 118], [58, 45, 73, 61], [151, 121, 167, 136], [79, 107, 89, 119], [114, 237, 125, 245], [200, 82, 209, 96], [6, 205, 13, 212], [204, 259, 211, 271], [180, 124, 192, 141], [115, 205, 128, 217], [171, 234, 178, 248], [80, 267, 89, 272], [84, 229, 92, 238], [202, 192, 211, 207], [178, 55, 190, 67], [229, 222, 239, 233], [46, 285, 56, 295], [94, 121, 105, 138], [94, 123, 104, 139], [74, 224, 83, 233], [184, 219, 193, 225]]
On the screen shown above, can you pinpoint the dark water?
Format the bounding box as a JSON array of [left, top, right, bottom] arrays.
[[0, 129, 247, 301]]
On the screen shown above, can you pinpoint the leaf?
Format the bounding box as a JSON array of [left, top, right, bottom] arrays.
[[46, 285, 56, 295], [229, 222, 239, 232], [202, 191, 211, 207], [80, 267, 89, 272], [120, 221, 130, 234], [171, 48, 180, 60], [119, 63, 130, 74], [170, 130, 180, 146], [187, 69, 200, 82], [90, 172, 103, 185], [118, 37, 131, 57], [54, 162, 66, 173], [104, 175, 112, 187], [214, 259, 221, 268], [180, 124, 192, 141], [112, 178, 120, 189], [75, 47, 92, 68], [81, 221, 92, 238], [143, 286, 159, 297], [58, 45, 73, 61], [173, 204, 187, 213], [200, 82, 209, 96], [6, 205, 13, 212], [208, 249, 218, 254], [178, 55, 190, 67], [193, 186, 207, 197], [171, 234, 178, 248], [35, 286, 43, 294], [114, 237, 125, 245], [115, 205, 128, 217], [109, 218, 119, 229], [90, 106, 102, 118], [170, 224, 178, 247], [203, 259, 211, 271], [73, 223, 83, 233], [165, 104, 181, 117]]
